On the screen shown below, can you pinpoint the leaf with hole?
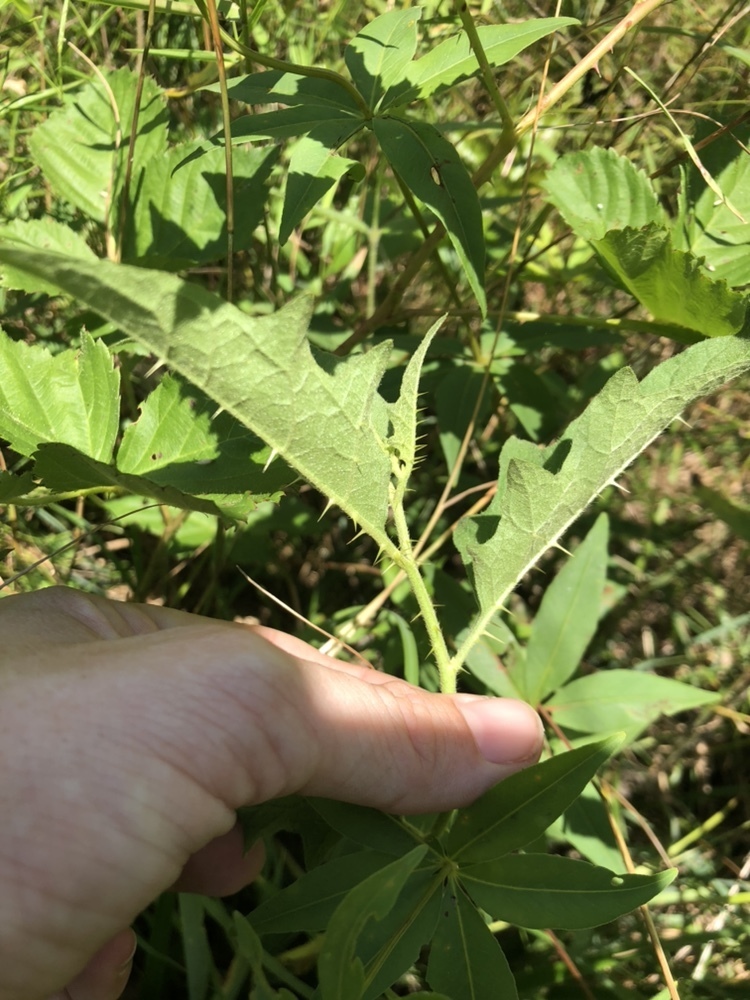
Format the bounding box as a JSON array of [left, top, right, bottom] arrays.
[[373, 115, 485, 313]]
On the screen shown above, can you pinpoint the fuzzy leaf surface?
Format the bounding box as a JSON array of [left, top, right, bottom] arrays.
[[546, 669, 720, 740], [0, 219, 97, 294], [511, 513, 609, 704], [124, 142, 278, 266], [345, 8, 422, 110], [442, 735, 622, 863], [318, 846, 427, 1000], [543, 147, 666, 240], [593, 225, 747, 338], [373, 115, 485, 312], [455, 335, 750, 630], [399, 18, 579, 103], [0, 248, 396, 545], [0, 330, 119, 461], [461, 855, 676, 929], [427, 887, 518, 1000], [28, 68, 167, 229]]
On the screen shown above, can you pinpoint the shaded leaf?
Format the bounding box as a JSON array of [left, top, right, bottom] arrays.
[[544, 147, 666, 241], [280, 122, 365, 245], [125, 142, 278, 266], [249, 851, 393, 934], [511, 513, 609, 704], [461, 854, 676, 929], [219, 70, 362, 113], [318, 846, 427, 1000], [0, 330, 119, 461], [556, 781, 624, 872], [428, 887, 518, 1000], [373, 115, 485, 312], [442, 735, 622, 863], [345, 8, 422, 110], [0, 470, 36, 503], [696, 483, 750, 542], [546, 669, 720, 740], [0, 219, 96, 294], [309, 799, 421, 856]]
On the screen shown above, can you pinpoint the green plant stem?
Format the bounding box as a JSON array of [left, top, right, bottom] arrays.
[[456, 0, 515, 143], [391, 497, 454, 692]]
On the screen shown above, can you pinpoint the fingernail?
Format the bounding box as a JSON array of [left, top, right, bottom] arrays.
[[115, 935, 137, 977], [457, 697, 544, 765]]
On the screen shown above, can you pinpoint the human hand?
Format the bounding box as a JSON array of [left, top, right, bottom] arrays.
[[0, 586, 543, 1000]]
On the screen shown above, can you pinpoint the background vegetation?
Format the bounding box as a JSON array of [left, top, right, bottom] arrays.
[[0, 0, 749, 997]]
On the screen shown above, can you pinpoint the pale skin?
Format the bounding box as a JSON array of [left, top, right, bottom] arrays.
[[0, 586, 544, 1000]]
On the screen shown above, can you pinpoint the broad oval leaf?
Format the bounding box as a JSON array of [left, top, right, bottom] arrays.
[[543, 147, 666, 241], [373, 115, 485, 313], [460, 854, 677, 929], [442, 734, 622, 863]]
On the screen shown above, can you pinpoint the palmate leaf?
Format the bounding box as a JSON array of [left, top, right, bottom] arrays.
[[309, 799, 422, 856], [510, 513, 609, 705], [460, 855, 676, 929], [454, 335, 750, 641], [345, 8, 422, 111], [427, 887, 518, 1000], [373, 115, 486, 313], [392, 17, 579, 105], [0, 330, 119, 461], [593, 225, 747, 339], [318, 846, 427, 1000], [280, 122, 366, 244], [0, 247, 437, 550], [442, 735, 622, 864], [546, 669, 720, 741], [227, 105, 361, 141], [217, 70, 362, 113]]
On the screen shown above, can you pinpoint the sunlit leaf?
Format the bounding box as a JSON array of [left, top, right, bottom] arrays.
[[0, 330, 119, 461], [442, 735, 622, 863], [345, 8, 422, 110], [543, 147, 666, 241], [400, 18, 579, 103], [461, 854, 676, 929], [454, 336, 750, 634], [546, 669, 720, 740], [280, 122, 365, 244], [593, 225, 747, 339], [217, 69, 362, 113]]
